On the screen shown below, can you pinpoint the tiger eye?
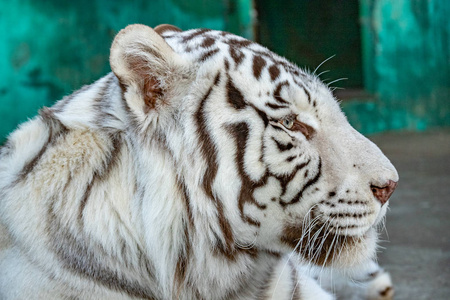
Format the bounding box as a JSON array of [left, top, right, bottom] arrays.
[[280, 119, 294, 129]]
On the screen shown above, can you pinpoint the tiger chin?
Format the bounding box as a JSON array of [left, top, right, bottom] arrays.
[[0, 24, 398, 300]]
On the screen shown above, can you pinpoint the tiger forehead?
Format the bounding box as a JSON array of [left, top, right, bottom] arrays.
[[163, 29, 312, 79], [163, 29, 318, 106]]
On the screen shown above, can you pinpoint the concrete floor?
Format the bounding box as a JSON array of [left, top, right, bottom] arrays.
[[369, 129, 450, 300]]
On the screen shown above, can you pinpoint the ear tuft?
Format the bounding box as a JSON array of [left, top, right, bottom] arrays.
[[110, 24, 182, 112], [154, 24, 182, 35]]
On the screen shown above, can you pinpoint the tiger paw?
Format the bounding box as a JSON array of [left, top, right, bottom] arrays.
[[365, 270, 394, 300]]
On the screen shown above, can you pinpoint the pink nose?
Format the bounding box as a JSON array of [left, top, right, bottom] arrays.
[[371, 180, 398, 205]]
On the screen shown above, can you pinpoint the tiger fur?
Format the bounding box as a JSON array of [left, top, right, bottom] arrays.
[[0, 24, 398, 299]]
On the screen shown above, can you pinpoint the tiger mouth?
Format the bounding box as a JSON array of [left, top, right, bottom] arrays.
[[281, 222, 373, 266], [326, 221, 373, 236], [313, 203, 378, 237]]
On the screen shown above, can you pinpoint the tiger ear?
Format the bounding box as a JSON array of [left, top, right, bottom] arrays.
[[110, 24, 184, 113]]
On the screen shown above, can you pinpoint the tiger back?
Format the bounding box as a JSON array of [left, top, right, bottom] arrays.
[[0, 24, 398, 300]]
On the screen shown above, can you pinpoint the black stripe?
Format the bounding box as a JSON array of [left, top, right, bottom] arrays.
[[272, 137, 293, 152], [198, 48, 220, 62], [277, 160, 311, 197], [227, 122, 267, 227], [273, 81, 290, 104], [18, 108, 68, 182], [251, 50, 291, 71], [200, 37, 216, 48], [93, 75, 119, 128], [252, 55, 267, 79], [174, 176, 195, 295], [78, 180, 94, 224], [19, 132, 51, 180], [293, 79, 312, 104], [182, 29, 211, 42], [78, 134, 123, 224], [270, 123, 285, 132], [196, 76, 220, 202], [48, 201, 157, 299], [286, 155, 297, 162], [229, 46, 245, 67], [255, 263, 276, 300], [265, 102, 289, 110], [195, 72, 236, 258], [250, 104, 269, 127], [178, 178, 194, 229], [224, 58, 230, 71], [280, 158, 322, 206], [227, 76, 247, 110], [227, 38, 253, 48], [249, 49, 309, 82], [268, 65, 280, 81], [174, 219, 191, 296]]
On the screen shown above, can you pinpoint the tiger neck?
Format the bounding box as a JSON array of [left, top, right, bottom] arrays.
[[129, 139, 269, 298], [82, 74, 271, 298]]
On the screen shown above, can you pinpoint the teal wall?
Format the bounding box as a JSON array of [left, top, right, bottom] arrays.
[[255, 0, 363, 88], [343, 0, 450, 134], [1, 0, 449, 142], [0, 0, 253, 143]]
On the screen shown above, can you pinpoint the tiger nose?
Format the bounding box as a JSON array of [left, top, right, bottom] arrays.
[[370, 180, 398, 205]]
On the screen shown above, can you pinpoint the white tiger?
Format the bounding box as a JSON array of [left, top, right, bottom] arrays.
[[0, 24, 398, 300]]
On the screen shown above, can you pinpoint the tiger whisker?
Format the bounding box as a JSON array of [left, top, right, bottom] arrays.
[[270, 207, 320, 300], [301, 214, 325, 266], [235, 233, 258, 250], [330, 86, 345, 92], [312, 220, 335, 271], [326, 77, 348, 87], [290, 214, 322, 261], [319, 218, 338, 270], [318, 231, 338, 291], [297, 206, 321, 253], [313, 55, 336, 76], [381, 215, 389, 240], [235, 241, 256, 250], [313, 218, 331, 261], [330, 234, 344, 292], [290, 277, 300, 300], [316, 70, 330, 78], [306, 222, 328, 269], [306, 217, 326, 260]]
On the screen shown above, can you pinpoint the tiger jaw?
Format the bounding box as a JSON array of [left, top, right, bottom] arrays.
[[281, 217, 378, 268], [277, 189, 386, 267]]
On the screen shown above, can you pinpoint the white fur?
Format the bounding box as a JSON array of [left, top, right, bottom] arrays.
[[0, 24, 398, 299]]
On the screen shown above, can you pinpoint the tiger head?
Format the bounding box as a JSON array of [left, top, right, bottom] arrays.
[[110, 25, 398, 268]]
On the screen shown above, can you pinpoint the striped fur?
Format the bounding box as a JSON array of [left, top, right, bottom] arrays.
[[0, 24, 397, 299]]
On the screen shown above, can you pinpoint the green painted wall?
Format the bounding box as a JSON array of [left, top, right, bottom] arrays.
[[1, 0, 448, 142], [0, 0, 253, 143], [255, 0, 363, 88], [343, 0, 450, 134]]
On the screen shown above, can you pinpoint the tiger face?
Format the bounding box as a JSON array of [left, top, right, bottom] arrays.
[[111, 24, 398, 269]]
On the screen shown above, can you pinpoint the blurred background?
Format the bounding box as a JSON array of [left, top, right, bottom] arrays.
[[0, 0, 449, 299]]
